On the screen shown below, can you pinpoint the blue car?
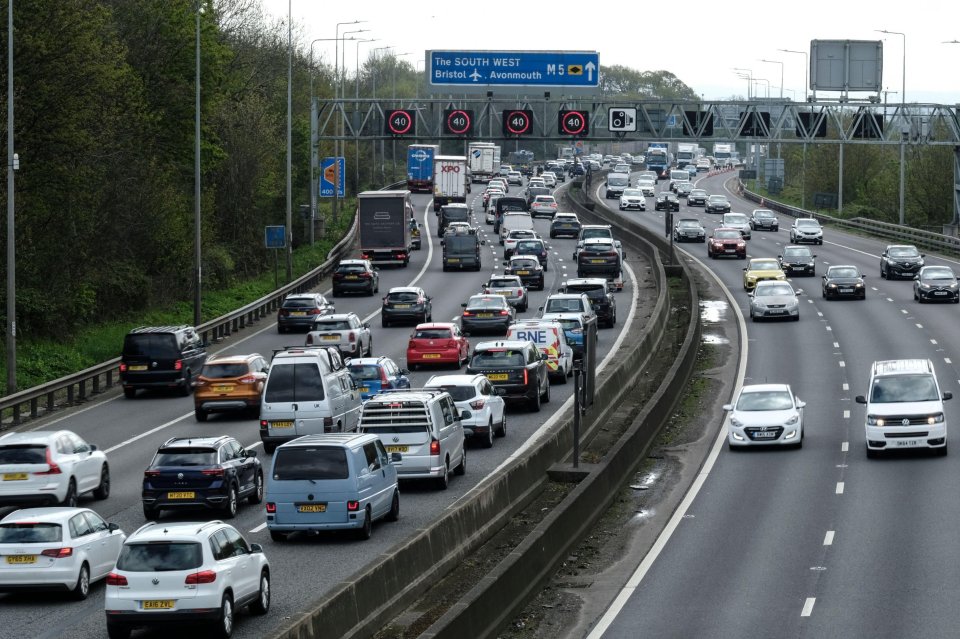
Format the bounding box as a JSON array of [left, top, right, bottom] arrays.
[[346, 356, 410, 400], [540, 313, 586, 359]]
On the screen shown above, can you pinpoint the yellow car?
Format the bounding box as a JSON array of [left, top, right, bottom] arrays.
[[743, 258, 786, 291]]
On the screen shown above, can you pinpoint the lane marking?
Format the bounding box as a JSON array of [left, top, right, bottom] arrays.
[[916, 323, 923, 329], [839, 361, 845, 368], [249, 522, 268, 533], [841, 442, 849, 452], [931, 339, 939, 345], [801, 598, 816, 617], [104, 414, 190, 454], [833, 342, 840, 348], [842, 383, 849, 391], [836, 482, 845, 494], [946, 358, 953, 364], [824, 531, 835, 546], [843, 410, 850, 419]]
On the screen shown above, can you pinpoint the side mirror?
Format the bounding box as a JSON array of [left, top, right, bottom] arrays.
[[250, 543, 264, 554], [812, 254, 817, 258], [855, 395, 867, 404], [914, 275, 920, 281], [502, 261, 509, 266], [90, 444, 98, 451], [538, 306, 544, 312], [944, 392, 953, 401], [796, 400, 806, 409], [400, 369, 409, 376], [108, 523, 121, 533], [494, 387, 507, 396], [459, 410, 472, 420], [245, 450, 258, 458], [777, 255, 782, 259], [461, 303, 467, 308], [722, 404, 733, 411], [363, 323, 370, 329], [391, 452, 403, 463]]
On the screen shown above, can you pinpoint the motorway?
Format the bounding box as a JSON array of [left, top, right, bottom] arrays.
[[0, 179, 649, 639], [585, 169, 960, 638]]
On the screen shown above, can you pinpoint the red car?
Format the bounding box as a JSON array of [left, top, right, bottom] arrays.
[[406, 322, 470, 370], [707, 228, 747, 259]]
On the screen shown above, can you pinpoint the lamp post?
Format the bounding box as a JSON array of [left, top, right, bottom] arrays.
[[733, 67, 752, 98], [760, 59, 783, 99], [283, 0, 292, 281], [333, 22, 367, 225], [877, 29, 906, 104], [777, 49, 808, 101], [753, 77, 770, 98], [354, 38, 379, 189], [371, 46, 392, 185], [6, 0, 16, 393], [193, 1, 202, 326], [877, 29, 907, 224]]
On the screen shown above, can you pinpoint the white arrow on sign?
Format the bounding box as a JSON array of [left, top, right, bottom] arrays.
[[585, 61, 596, 82], [470, 69, 482, 82]]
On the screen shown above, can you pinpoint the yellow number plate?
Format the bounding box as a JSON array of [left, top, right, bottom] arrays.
[[486, 373, 509, 381], [3, 473, 28, 481], [345, 275, 359, 280], [516, 270, 530, 275], [5, 555, 36, 564], [423, 354, 442, 359], [394, 304, 411, 309], [386, 445, 408, 453], [166, 492, 195, 500], [297, 504, 327, 513], [590, 259, 606, 264], [447, 258, 460, 262], [271, 421, 294, 429], [290, 311, 307, 316], [477, 313, 493, 318], [358, 387, 369, 393], [129, 365, 148, 371], [142, 600, 175, 610], [321, 335, 339, 341], [212, 384, 234, 393]]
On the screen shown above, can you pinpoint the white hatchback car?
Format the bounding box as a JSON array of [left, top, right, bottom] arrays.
[[105, 520, 270, 639], [725, 384, 805, 450], [425, 374, 507, 448], [0, 430, 111, 508], [0, 507, 125, 599]]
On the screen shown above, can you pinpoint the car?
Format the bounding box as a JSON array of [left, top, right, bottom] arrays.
[[743, 257, 787, 291], [484, 203, 497, 225], [613, 163, 631, 174], [482, 187, 505, 208], [576, 237, 622, 279], [460, 294, 516, 336], [748, 280, 801, 321], [467, 340, 550, 411], [193, 353, 270, 422], [277, 293, 335, 333], [541, 293, 596, 327], [305, 312, 373, 358], [514, 238, 550, 268], [549, 212, 581, 238], [525, 186, 552, 208], [725, 384, 805, 450], [722, 213, 751, 239], [880, 244, 925, 280], [749, 209, 779, 232], [424, 374, 507, 448], [675, 182, 694, 198], [561, 278, 616, 328], [120, 325, 208, 398], [331, 259, 379, 296], [654, 191, 680, 212], [789, 217, 824, 244], [0, 430, 110, 508], [503, 228, 540, 259], [507, 171, 523, 185], [635, 178, 656, 197], [0, 507, 125, 600], [489, 177, 509, 193], [346, 356, 410, 400], [530, 195, 559, 218], [778, 245, 817, 277], [705, 195, 731, 213], [445, 221, 472, 235], [913, 265, 960, 303], [381, 286, 432, 327], [540, 172, 557, 188], [437, 204, 471, 237], [105, 520, 270, 637], [141, 435, 263, 520], [673, 218, 706, 243], [483, 274, 529, 312], [546, 168, 565, 183], [406, 322, 470, 370], [619, 188, 646, 211], [706, 228, 746, 259], [667, 180, 683, 194], [499, 165, 513, 177], [696, 159, 711, 171], [687, 189, 708, 206], [441, 225, 484, 271], [822, 265, 866, 300]]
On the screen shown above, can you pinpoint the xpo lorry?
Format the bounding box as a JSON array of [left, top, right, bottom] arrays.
[[357, 190, 414, 267], [432, 155, 470, 212], [407, 144, 440, 193], [468, 142, 500, 183]]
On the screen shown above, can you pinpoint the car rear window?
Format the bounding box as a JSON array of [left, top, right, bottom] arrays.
[[467, 297, 507, 309], [0, 522, 62, 543], [152, 448, 217, 467], [427, 385, 477, 401], [414, 328, 452, 339], [567, 286, 604, 301], [511, 259, 539, 269], [471, 350, 524, 367], [445, 236, 477, 251], [387, 292, 419, 303], [272, 447, 349, 480], [348, 364, 382, 381], [282, 297, 319, 309], [336, 264, 366, 274], [117, 542, 203, 572], [441, 208, 469, 221], [123, 333, 179, 359], [0, 445, 47, 464], [488, 279, 519, 289], [200, 363, 249, 379], [264, 363, 325, 402], [545, 299, 583, 313], [312, 320, 351, 331], [580, 229, 610, 240]]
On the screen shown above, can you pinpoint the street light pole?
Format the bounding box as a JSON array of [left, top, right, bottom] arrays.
[[194, 1, 202, 327], [333, 21, 366, 226], [733, 68, 753, 99], [371, 46, 392, 185], [284, 0, 292, 281], [760, 59, 783, 99], [6, 0, 16, 393], [878, 29, 907, 224], [354, 38, 378, 189], [777, 49, 808, 101], [877, 29, 906, 104]]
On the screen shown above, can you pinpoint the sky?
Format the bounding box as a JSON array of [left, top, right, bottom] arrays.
[[262, 0, 960, 104]]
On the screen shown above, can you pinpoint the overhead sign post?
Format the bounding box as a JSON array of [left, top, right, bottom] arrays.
[[320, 157, 345, 198], [427, 50, 599, 96]]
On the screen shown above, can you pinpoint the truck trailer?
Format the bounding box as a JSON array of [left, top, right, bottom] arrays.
[[406, 144, 439, 193], [468, 142, 500, 183], [357, 190, 414, 267], [432, 155, 470, 212]]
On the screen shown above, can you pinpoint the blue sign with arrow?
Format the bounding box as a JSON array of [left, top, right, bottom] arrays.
[[320, 156, 345, 198], [427, 50, 599, 89]]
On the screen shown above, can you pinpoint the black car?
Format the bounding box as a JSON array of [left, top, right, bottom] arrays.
[[277, 293, 335, 333], [673, 218, 706, 243], [654, 192, 680, 212], [749, 209, 779, 231], [121, 325, 208, 398], [442, 227, 483, 271], [381, 287, 432, 327], [778, 245, 817, 276], [687, 189, 708, 206], [460, 295, 515, 336], [706, 195, 731, 213], [467, 340, 550, 411], [549, 214, 581, 238], [331, 259, 379, 296], [141, 436, 263, 520], [880, 244, 925, 280], [513, 238, 550, 268], [438, 203, 471, 237], [676, 182, 694, 198], [913, 265, 960, 303], [562, 278, 617, 328], [822, 265, 866, 300], [576, 238, 621, 279], [504, 255, 545, 290]]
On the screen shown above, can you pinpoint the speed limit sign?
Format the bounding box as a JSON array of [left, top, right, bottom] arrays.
[[384, 110, 415, 136], [558, 110, 589, 136], [501, 109, 533, 136]]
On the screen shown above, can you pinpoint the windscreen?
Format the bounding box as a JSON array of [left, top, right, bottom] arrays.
[[756, 284, 794, 296], [117, 542, 203, 572], [782, 248, 810, 258], [923, 268, 955, 280], [870, 375, 939, 403], [736, 390, 794, 411], [887, 246, 918, 257], [750, 260, 780, 271], [272, 447, 349, 480], [471, 350, 525, 367], [829, 267, 859, 278], [200, 363, 249, 379], [714, 231, 740, 239]]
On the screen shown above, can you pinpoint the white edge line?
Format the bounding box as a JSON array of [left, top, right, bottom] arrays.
[[249, 522, 268, 533]]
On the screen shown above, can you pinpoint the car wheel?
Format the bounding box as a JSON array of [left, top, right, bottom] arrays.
[[123, 387, 136, 399], [106, 623, 131, 639], [482, 420, 495, 448], [248, 471, 264, 505], [62, 479, 78, 508], [222, 484, 238, 519], [179, 371, 193, 397], [143, 505, 160, 520], [93, 464, 111, 500], [250, 570, 271, 615], [195, 407, 208, 422], [880, 266, 886, 278], [212, 593, 234, 639], [71, 562, 91, 601], [269, 530, 288, 542], [408, 362, 418, 372], [454, 448, 466, 476], [384, 489, 401, 523], [542, 379, 551, 403]]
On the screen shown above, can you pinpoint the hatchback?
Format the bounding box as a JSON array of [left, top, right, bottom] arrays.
[[530, 195, 558, 219], [381, 287, 432, 327], [331, 259, 379, 296], [193, 353, 270, 422], [304, 312, 373, 358], [346, 357, 410, 400], [725, 384, 805, 450], [482, 275, 529, 312], [277, 293, 335, 333], [424, 375, 507, 448], [914, 265, 960, 303], [822, 265, 866, 300], [406, 323, 470, 370], [461, 295, 516, 336], [513, 238, 550, 268], [654, 192, 680, 211], [722, 213, 751, 239], [549, 212, 581, 238]]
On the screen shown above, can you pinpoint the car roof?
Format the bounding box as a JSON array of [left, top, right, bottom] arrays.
[[564, 278, 607, 286], [871, 359, 933, 376], [204, 353, 261, 365], [473, 340, 533, 350], [338, 259, 370, 265], [0, 507, 95, 524], [0, 430, 70, 445], [490, 274, 522, 281], [126, 520, 229, 543], [739, 383, 791, 394], [346, 357, 395, 366], [414, 322, 456, 330], [748, 258, 781, 266], [540, 312, 585, 323], [280, 433, 378, 448], [387, 286, 421, 293], [313, 313, 358, 321], [425, 374, 485, 386], [548, 293, 586, 300], [582, 237, 614, 244], [160, 436, 230, 449], [285, 293, 324, 300]]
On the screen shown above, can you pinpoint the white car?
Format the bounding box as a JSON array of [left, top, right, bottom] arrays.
[[0, 507, 125, 599], [530, 195, 558, 218], [425, 374, 507, 448], [725, 384, 805, 450], [619, 188, 646, 211], [106, 521, 270, 638], [540, 172, 557, 188], [635, 178, 656, 197], [0, 430, 111, 508], [790, 218, 824, 245], [485, 207, 496, 225], [527, 178, 546, 190], [304, 312, 372, 358], [507, 171, 523, 185]]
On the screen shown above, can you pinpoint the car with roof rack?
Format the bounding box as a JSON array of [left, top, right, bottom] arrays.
[[466, 340, 550, 411], [120, 325, 207, 398]]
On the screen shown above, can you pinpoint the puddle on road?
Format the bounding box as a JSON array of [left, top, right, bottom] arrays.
[[702, 333, 729, 345], [632, 508, 656, 522], [700, 300, 729, 324]]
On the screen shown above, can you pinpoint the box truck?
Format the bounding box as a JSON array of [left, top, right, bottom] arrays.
[[432, 155, 470, 212], [468, 142, 499, 183], [407, 144, 439, 193]]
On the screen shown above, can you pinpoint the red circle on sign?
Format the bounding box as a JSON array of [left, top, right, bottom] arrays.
[[388, 110, 413, 135], [447, 110, 471, 135], [561, 111, 587, 135], [506, 111, 531, 135]]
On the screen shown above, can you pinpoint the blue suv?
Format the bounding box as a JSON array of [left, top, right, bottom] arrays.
[[346, 356, 411, 400], [141, 436, 263, 520]]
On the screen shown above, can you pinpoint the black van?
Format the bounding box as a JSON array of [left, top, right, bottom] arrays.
[[121, 325, 208, 398], [438, 203, 470, 237], [442, 227, 484, 271]]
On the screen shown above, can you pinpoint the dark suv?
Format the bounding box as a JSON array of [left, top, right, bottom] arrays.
[[141, 436, 263, 520], [562, 278, 617, 328], [880, 244, 925, 280], [442, 227, 483, 271], [277, 293, 335, 333], [382, 287, 432, 327], [467, 340, 550, 412], [332, 259, 379, 296], [121, 326, 207, 398]]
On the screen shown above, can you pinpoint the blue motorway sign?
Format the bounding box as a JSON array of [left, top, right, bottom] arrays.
[[264, 225, 286, 249], [320, 156, 345, 198], [428, 51, 599, 89]]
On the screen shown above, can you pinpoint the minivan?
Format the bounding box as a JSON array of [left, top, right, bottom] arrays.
[[259, 347, 363, 453], [438, 203, 471, 237], [120, 325, 207, 398], [604, 173, 630, 199], [265, 433, 400, 541]]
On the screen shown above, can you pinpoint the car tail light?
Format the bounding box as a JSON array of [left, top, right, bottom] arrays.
[[462, 310, 473, 317], [201, 468, 224, 477], [119, 363, 127, 372], [361, 252, 372, 260], [429, 439, 441, 455], [498, 310, 509, 316], [309, 308, 324, 315], [185, 570, 217, 585], [348, 331, 356, 343], [144, 470, 160, 478], [279, 308, 289, 317], [305, 335, 315, 345], [396, 252, 407, 259], [106, 572, 128, 586], [359, 272, 371, 279], [41, 547, 73, 559], [523, 369, 529, 385], [238, 374, 257, 384], [517, 289, 523, 296], [380, 367, 391, 385], [260, 419, 269, 428], [469, 399, 485, 410], [36, 448, 61, 475], [265, 502, 276, 513], [174, 359, 183, 371], [347, 500, 360, 512]]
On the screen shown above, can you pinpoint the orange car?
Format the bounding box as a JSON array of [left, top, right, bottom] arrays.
[[192, 353, 269, 422]]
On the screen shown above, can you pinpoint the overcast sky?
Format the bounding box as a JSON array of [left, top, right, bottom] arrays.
[[262, 0, 959, 103]]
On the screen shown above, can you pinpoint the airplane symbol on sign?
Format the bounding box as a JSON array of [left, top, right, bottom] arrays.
[[470, 69, 482, 82]]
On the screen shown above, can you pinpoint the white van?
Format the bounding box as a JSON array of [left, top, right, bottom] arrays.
[[670, 169, 690, 183], [604, 173, 630, 199], [259, 346, 363, 453], [499, 211, 534, 245], [855, 359, 952, 458], [507, 320, 574, 383]]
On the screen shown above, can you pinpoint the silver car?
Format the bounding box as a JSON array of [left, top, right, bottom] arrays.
[[790, 218, 823, 245], [725, 383, 805, 449], [305, 312, 373, 357], [748, 280, 801, 322], [482, 274, 528, 312], [722, 213, 751, 239]]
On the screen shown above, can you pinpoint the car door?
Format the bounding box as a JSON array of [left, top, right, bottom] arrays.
[[339, 373, 362, 432], [226, 440, 256, 497], [82, 510, 120, 578], [221, 527, 258, 601], [361, 442, 391, 517], [181, 328, 206, 376], [67, 511, 101, 576], [67, 433, 103, 494], [481, 379, 504, 427], [441, 397, 465, 467]]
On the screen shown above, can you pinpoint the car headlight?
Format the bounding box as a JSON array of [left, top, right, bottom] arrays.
[[929, 413, 945, 424], [920, 283, 933, 290], [730, 416, 743, 428], [855, 282, 864, 288], [785, 414, 799, 426], [867, 415, 882, 426], [949, 283, 959, 289], [827, 283, 837, 289]]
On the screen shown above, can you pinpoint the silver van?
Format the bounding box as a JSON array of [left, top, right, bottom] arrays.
[[358, 390, 468, 490], [265, 433, 400, 541], [259, 347, 363, 453]]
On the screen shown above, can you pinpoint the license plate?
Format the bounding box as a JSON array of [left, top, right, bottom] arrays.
[[486, 373, 509, 381], [297, 503, 327, 513], [386, 445, 408, 453], [423, 354, 442, 359], [935, 291, 947, 296], [516, 270, 530, 275], [753, 431, 777, 439], [893, 440, 921, 447], [321, 335, 339, 341], [3, 473, 27, 481], [477, 313, 493, 318], [359, 387, 369, 393], [493, 290, 509, 295], [212, 384, 233, 392], [447, 258, 460, 263], [768, 310, 786, 315], [5, 555, 36, 564], [839, 288, 853, 293], [167, 491, 195, 500], [142, 600, 175, 610], [394, 304, 411, 309], [791, 266, 803, 271], [291, 311, 306, 316], [271, 421, 293, 429], [129, 365, 148, 371], [725, 249, 736, 253], [345, 275, 359, 280], [590, 259, 606, 264]]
